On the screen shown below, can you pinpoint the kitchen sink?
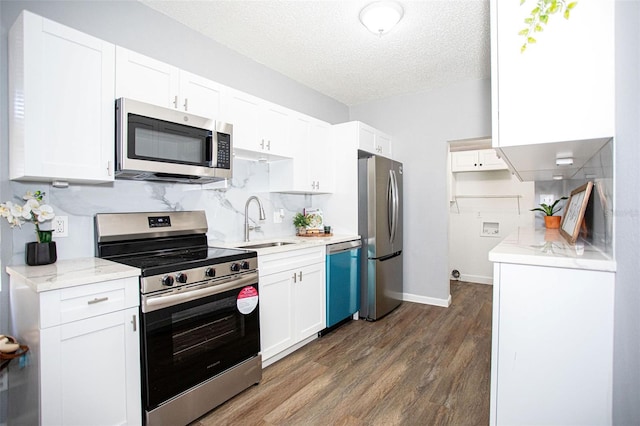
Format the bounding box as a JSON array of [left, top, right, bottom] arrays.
[[237, 241, 297, 249]]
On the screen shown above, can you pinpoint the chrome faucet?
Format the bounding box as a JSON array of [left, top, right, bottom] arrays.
[[244, 196, 266, 242]]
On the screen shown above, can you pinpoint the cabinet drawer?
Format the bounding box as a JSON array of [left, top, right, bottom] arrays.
[[259, 246, 325, 277], [40, 277, 139, 328]]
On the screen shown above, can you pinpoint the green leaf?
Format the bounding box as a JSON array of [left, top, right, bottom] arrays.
[[540, 14, 549, 24], [519, 28, 530, 35], [521, 44, 527, 53], [520, 0, 526, 5], [564, 9, 570, 19], [528, 37, 537, 44], [535, 24, 543, 32], [531, 6, 540, 14], [567, 2, 577, 10], [524, 17, 534, 24]]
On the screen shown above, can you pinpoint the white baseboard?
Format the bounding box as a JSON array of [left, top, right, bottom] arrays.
[[261, 334, 318, 368], [455, 273, 493, 285], [403, 292, 452, 307]]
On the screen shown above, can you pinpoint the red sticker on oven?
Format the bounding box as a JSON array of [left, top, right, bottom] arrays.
[[237, 286, 259, 314]]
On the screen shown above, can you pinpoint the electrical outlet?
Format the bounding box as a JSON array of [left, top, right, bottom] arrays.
[[540, 194, 554, 205], [52, 215, 68, 237], [273, 211, 282, 224]]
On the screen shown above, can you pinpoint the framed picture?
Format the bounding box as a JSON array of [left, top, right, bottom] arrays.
[[560, 182, 594, 244]]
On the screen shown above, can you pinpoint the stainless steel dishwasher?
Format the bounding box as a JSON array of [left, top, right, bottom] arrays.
[[321, 239, 362, 335]]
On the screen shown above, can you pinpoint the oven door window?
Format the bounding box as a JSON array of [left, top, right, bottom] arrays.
[[141, 283, 260, 410], [127, 113, 212, 167]]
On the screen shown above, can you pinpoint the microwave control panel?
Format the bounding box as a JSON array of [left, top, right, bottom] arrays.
[[216, 132, 231, 169]]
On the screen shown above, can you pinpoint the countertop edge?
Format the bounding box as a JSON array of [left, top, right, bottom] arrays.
[[489, 228, 616, 273], [6, 258, 141, 293]]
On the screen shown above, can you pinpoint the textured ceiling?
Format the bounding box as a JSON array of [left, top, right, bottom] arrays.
[[141, 0, 491, 106]]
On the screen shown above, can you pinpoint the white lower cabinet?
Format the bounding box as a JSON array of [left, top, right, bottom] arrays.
[[490, 262, 614, 425], [9, 276, 142, 425], [258, 246, 326, 365]]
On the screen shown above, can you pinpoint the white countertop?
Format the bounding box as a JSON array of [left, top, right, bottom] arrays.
[[211, 234, 361, 255], [6, 257, 141, 293], [489, 228, 616, 272], [6, 235, 360, 293]]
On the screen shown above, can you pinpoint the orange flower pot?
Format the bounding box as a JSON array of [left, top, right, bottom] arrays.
[[544, 215, 562, 229]]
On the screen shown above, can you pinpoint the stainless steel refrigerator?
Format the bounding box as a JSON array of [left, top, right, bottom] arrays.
[[358, 152, 403, 321]]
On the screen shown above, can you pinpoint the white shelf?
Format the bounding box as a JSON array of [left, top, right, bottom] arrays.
[[452, 195, 522, 214]]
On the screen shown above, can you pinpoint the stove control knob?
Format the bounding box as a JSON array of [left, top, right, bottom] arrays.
[[230, 263, 240, 272], [176, 273, 188, 284], [241, 261, 250, 270], [162, 275, 175, 287], [205, 267, 216, 278]]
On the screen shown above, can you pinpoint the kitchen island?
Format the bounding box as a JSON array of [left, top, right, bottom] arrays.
[[488, 228, 615, 425]]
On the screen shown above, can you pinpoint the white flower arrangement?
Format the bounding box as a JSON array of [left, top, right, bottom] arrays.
[[0, 190, 56, 243]]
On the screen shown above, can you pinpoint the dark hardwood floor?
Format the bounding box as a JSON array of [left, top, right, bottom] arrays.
[[193, 281, 492, 426]]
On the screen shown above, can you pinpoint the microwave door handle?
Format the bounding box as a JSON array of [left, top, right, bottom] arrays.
[[208, 132, 216, 167]]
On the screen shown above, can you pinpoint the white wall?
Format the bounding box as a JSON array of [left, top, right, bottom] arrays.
[[613, 1, 640, 423], [350, 79, 492, 303], [449, 169, 534, 284]]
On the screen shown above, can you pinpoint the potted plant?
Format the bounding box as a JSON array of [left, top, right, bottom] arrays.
[[0, 190, 57, 265], [293, 212, 311, 235], [530, 197, 568, 229]]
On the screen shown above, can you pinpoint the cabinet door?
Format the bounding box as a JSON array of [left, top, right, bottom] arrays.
[[10, 11, 115, 183], [222, 88, 262, 153], [179, 71, 222, 119], [294, 262, 326, 341], [477, 149, 507, 170], [115, 46, 178, 109], [358, 124, 377, 155], [261, 103, 292, 158], [259, 270, 295, 361], [492, 0, 614, 147], [376, 131, 392, 158], [492, 263, 614, 425], [40, 307, 141, 425], [309, 120, 334, 193], [451, 150, 480, 172]]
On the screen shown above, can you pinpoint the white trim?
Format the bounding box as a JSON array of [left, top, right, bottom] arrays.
[[403, 292, 452, 307], [261, 334, 318, 368], [458, 273, 493, 285]]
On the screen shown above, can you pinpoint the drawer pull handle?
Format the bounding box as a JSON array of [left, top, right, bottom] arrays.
[[87, 297, 109, 305]]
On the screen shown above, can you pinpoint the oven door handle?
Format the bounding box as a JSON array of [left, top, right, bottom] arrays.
[[142, 272, 258, 313]]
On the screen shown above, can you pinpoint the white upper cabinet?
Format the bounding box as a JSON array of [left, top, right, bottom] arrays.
[[9, 11, 116, 184], [358, 122, 392, 158], [451, 149, 507, 172], [221, 87, 293, 160], [269, 115, 334, 193], [491, 0, 614, 148], [115, 47, 222, 119]]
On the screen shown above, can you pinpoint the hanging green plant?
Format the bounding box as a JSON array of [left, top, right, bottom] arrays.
[[519, 0, 578, 53]]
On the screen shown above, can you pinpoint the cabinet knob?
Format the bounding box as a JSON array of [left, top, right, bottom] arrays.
[[183, 98, 188, 111], [173, 95, 178, 109]]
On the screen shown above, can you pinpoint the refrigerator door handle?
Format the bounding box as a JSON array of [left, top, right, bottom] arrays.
[[389, 169, 398, 244]]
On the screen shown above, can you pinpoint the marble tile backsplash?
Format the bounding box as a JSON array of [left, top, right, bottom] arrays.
[[8, 159, 311, 265]]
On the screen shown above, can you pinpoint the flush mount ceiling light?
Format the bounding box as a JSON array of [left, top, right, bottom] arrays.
[[555, 157, 574, 166], [359, 1, 404, 36], [552, 175, 564, 180]]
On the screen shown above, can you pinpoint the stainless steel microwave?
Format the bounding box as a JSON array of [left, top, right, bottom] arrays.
[[115, 98, 232, 184]]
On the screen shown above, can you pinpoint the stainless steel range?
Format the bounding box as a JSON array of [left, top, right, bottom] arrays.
[[95, 211, 261, 426]]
